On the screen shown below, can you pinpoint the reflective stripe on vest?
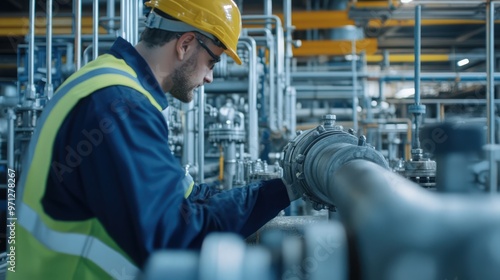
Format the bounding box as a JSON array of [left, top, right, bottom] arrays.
[[18, 202, 140, 277], [16, 54, 166, 279]]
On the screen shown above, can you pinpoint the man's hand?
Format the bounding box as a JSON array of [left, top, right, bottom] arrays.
[[282, 177, 303, 202]]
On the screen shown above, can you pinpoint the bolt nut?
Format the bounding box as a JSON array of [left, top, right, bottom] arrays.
[[295, 154, 305, 163]]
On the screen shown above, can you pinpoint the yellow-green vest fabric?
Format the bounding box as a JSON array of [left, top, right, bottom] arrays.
[[10, 54, 163, 280]]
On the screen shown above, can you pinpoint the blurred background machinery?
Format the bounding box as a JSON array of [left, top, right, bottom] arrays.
[[1, 0, 500, 279]]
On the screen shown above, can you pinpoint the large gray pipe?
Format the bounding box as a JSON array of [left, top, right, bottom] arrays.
[[329, 160, 500, 279], [27, 0, 36, 101], [281, 116, 500, 278]]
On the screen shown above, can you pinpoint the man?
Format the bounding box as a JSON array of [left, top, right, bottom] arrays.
[[12, 0, 298, 279]]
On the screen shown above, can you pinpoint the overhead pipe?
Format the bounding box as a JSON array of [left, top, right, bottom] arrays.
[[45, 0, 54, 100], [292, 71, 500, 81]]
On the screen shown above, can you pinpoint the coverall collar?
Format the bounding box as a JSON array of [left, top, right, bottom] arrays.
[[108, 37, 169, 109]]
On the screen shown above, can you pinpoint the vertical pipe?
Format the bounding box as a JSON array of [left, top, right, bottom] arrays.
[[128, 0, 134, 44], [276, 22, 285, 131], [223, 142, 236, 189], [284, 0, 294, 138], [46, 0, 54, 100], [182, 101, 196, 171], [107, 0, 115, 34], [351, 40, 359, 132], [7, 109, 16, 170], [93, 0, 99, 60], [121, 0, 127, 40], [487, 1, 495, 145], [264, 1, 276, 132], [412, 4, 422, 152], [239, 38, 259, 160], [487, 1, 497, 193], [75, 0, 82, 71], [27, 0, 36, 100], [264, 0, 272, 31], [414, 5, 422, 105], [198, 86, 205, 183], [269, 36, 277, 132], [289, 87, 296, 137], [129, 0, 135, 45]]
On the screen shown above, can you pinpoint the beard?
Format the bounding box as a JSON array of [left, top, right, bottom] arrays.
[[169, 53, 198, 103]]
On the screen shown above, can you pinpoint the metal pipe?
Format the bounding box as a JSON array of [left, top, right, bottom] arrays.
[[276, 22, 285, 131], [182, 100, 196, 171], [414, 5, 422, 105], [284, 0, 293, 138], [327, 159, 500, 279], [107, 0, 115, 34], [351, 40, 358, 132], [93, 0, 99, 60], [243, 15, 284, 131], [27, 0, 36, 101], [7, 109, 16, 170], [45, 0, 54, 100], [120, 0, 127, 40], [264, 0, 272, 32], [75, 0, 82, 70], [486, 1, 497, 193], [245, 28, 277, 132], [292, 71, 500, 81], [198, 86, 205, 183], [238, 38, 259, 160]]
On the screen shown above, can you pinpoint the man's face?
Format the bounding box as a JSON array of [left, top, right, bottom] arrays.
[[168, 34, 223, 103], [168, 52, 198, 103]]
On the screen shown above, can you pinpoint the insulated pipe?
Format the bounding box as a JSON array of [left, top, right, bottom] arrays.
[[198, 86, 205, 183], [238, 38, 259, 160], [45, 0, 54, 100], [75, 0, 82, 70], [93, 0, 99, 60], [27, 0, 36, 101], [486, 1, 497, 193]]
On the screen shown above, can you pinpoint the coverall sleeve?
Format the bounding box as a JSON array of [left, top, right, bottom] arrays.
[[56, 87, 290, 268]]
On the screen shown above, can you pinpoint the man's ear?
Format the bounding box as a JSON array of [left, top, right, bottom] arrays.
[[176, 32, 196, 61]]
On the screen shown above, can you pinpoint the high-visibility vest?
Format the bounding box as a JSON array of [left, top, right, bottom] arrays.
[[10, 54, 182, 280]]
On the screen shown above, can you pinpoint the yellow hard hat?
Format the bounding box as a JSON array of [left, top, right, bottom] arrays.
[[145, 0, 242, 65]]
